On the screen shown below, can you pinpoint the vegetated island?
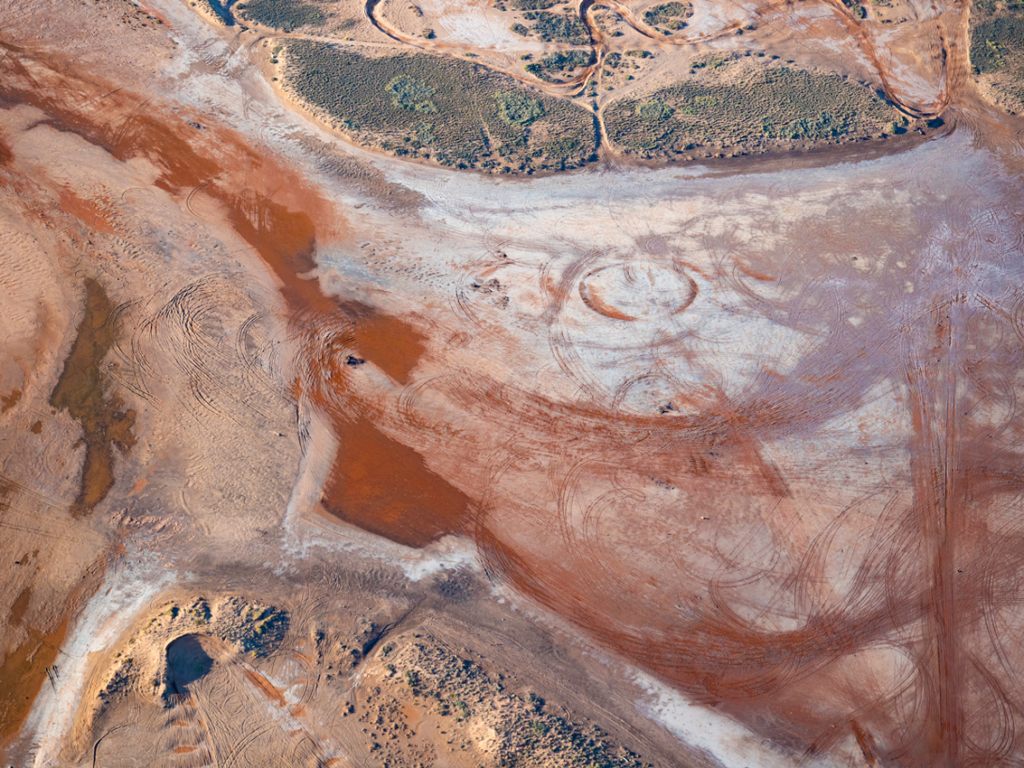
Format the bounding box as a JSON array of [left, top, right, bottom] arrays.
[[277, 41, 921, 173]]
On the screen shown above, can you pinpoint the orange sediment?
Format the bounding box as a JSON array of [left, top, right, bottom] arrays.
[[243, 668, 286, 707], [57, 188, 117, 235], [2, 37, 1011, 767], [0, 543, 106, 749], [320, 416, 471, 548], [0, 614, 70, 745]]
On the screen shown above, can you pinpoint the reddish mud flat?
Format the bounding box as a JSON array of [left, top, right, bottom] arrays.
[[320, 416, 471, 548]]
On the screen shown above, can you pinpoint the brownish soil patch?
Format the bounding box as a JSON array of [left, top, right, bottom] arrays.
[[49, 278, 136, 517], [1, 388, 21, 413], [8, 587, 31, 627], [0, 615, 69, 745]]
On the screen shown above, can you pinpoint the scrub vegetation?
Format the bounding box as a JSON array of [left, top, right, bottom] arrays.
[[643, 2, 693, 33], [524, 49, 594, 82], [970, 0, 1024, 110], [522, 11, 591, 43], [235, 0, 327, 30], [282, 42, 597, 172], [361, 638, 653, 768], [605, 58, 905, 157]]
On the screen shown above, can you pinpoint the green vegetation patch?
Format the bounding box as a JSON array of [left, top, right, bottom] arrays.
[[496, 91, 544, 125], [382, 640, 651, 768], [284, 43, 597, 172], [385, 74, 437, 112], [605, 62, 903, 158], [235, 0, 326, 30], [971, 2, 1024, 72], [636, 99, 674, 120], [644, 2, 693, 31]]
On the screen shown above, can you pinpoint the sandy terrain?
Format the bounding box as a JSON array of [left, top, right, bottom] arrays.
[[2, 0, 1024, 766]]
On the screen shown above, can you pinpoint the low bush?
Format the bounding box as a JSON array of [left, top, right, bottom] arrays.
[[644, 2, 693, 31], [385, 74, 437, 112], [524, 49, 594, 82], [496, 91, 545, 125]]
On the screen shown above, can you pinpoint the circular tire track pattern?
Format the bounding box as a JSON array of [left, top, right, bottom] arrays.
[[143, 275, 289, 431]]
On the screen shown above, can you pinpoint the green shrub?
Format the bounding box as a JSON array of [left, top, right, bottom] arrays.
[[525, 49, 593, 82], [507, 0, 559, 8], [644, 2, 692, 30], [971, 14, 1024, 72], [415, 121, 435, 142], [636, 100, 673, 120], [543, 136, 579, 158], [385, 74, 438, 112], [532, 11, 589, 43], [967, 1, 1024, 110], [496, 91, 544, 125]]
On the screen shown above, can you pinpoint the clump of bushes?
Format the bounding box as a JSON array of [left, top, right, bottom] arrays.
[[525, 49, 594, 82], [496, 91, 544, 125], [644, 2, 693, 31], [505, 0, 560, 9], [968, 0, 1024, 111], [971, 7, 1024, 73], [532, 11, 590, 43], [385, 74, 437, 112], [635, 100, 674, 120]]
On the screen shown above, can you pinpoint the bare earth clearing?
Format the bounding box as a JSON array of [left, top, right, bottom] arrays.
[[2, 0, 1024, 767]]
